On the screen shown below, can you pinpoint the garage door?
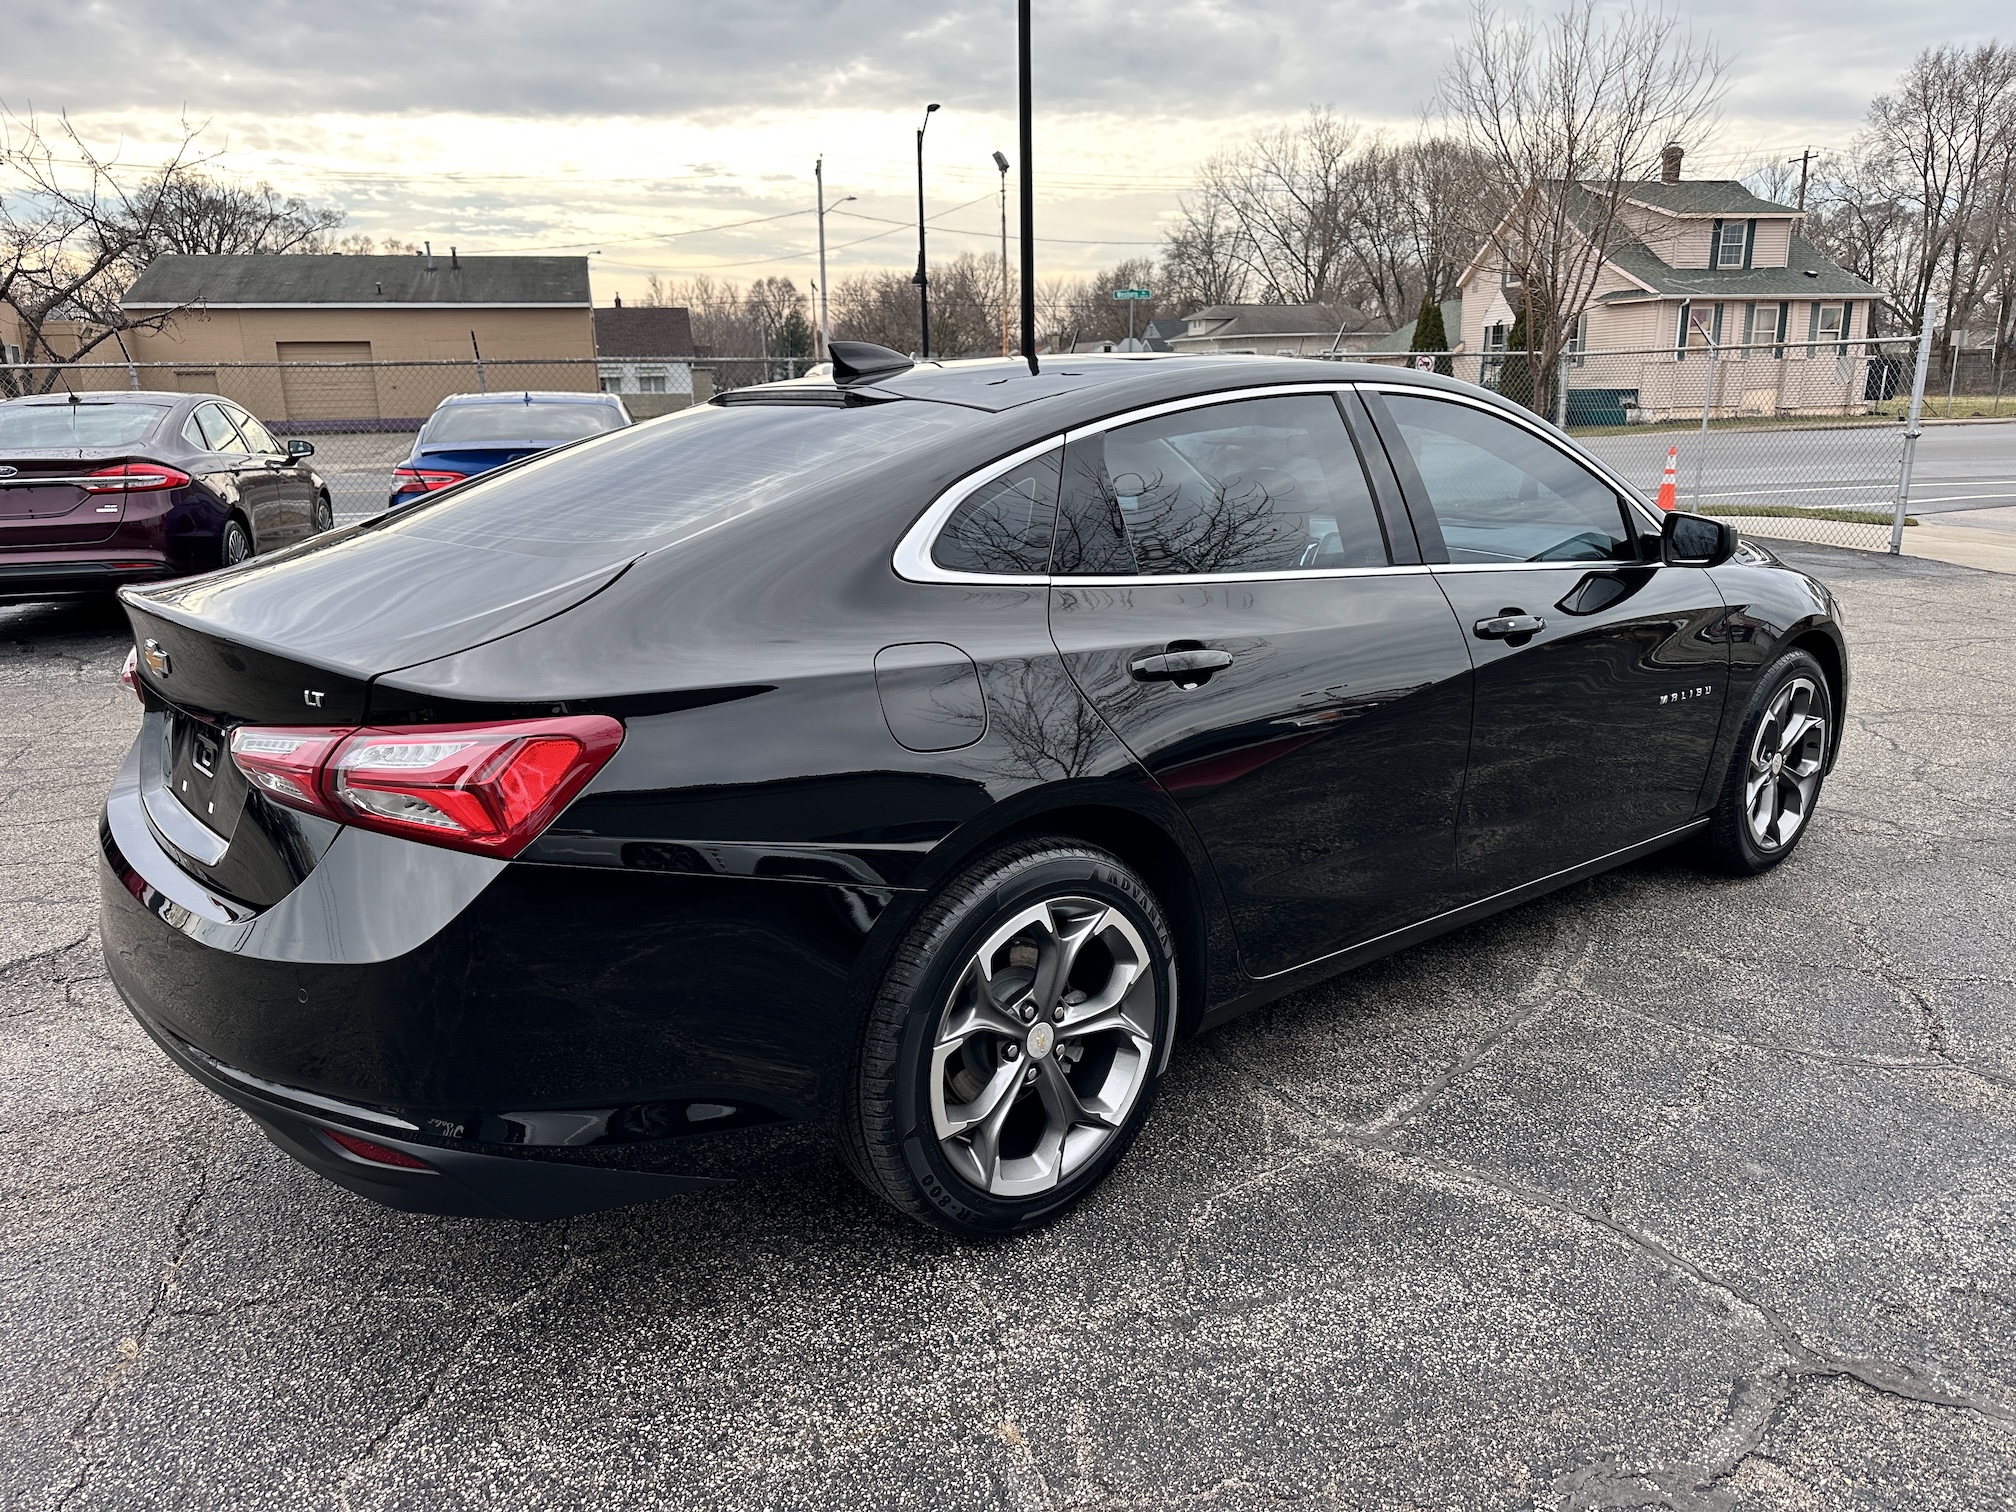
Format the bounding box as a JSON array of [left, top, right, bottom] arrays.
[[276, 342, 378, 422]]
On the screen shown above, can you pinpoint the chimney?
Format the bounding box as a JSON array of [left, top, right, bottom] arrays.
[[1660, 143, 1683, 184], [449, 245, 460, 271], [614, 293, 623, 309], [425, 241, 435, 272]]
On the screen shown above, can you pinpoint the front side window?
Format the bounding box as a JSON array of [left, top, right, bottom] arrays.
[[1383, 393, 1636, 565], [226, 406, 281, 454], [1053, 394, 1388, 577]]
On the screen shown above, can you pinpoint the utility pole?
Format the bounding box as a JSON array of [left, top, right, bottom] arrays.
[[815, 156, 829, 362], [1018, 0, 1037, 374], [914, 102, 940, 358], [994, 151, 1011, 357], [1788, 148, 1816, 213]]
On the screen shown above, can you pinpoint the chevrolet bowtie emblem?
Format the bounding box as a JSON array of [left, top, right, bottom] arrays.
[[141, 638, 172, 677]]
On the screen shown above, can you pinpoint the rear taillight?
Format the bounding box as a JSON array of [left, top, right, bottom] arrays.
[[83, 462, 192, 493], [228, 716, 623, 858], [391, 467, 465, 497], [120, 648, 143, 704]]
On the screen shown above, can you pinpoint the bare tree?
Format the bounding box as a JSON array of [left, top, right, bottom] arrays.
[[1159, 177, 1254, 312], [1440, 0, 1725, 410], [1806, 43, 2016, 348], [113, 173, 345, 272], [0, 109, 214, 390], [832, 254, 1004, 357]]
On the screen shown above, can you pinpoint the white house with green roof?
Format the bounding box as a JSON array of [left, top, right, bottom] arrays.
[[1456, 147, 1887, 420]]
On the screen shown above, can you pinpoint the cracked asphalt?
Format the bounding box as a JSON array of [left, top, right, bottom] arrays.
[[3, 542, 2013, 1511]]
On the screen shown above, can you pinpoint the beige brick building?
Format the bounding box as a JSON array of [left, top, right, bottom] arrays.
[[113, 252, 596, 423]]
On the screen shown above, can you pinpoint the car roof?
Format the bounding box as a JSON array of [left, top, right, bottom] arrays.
[[742, 352, 1479, 416], [433, 390, 621, 408]]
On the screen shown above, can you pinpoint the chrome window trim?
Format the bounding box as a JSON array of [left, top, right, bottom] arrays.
[[891, 434, 1063, 586], [1054, 564, 1433, 589], [893, 381, 1364, 587], [1362, 382, 1667, 538]]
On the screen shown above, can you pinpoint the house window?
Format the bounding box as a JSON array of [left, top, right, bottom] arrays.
[[1712, 219, 1752, 270], [1808, 302, 1847, 356], [637, 370, 668, 393], [599, 374, 622, 393], [1564, 312, 1589, 367]]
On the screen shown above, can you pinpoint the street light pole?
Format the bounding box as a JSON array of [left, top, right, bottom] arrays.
[[914, 102, 940, 359], [813, 159, 854, 364], [993, 151, 1010, 357]]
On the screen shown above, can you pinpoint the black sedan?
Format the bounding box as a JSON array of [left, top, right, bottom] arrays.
[[100, 346, 1846, 1236], [0, 390, 331, 603]]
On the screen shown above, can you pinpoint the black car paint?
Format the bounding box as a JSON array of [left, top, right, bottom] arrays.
[[0, 391, 328, 601], [99, 356, 1849, 1220]]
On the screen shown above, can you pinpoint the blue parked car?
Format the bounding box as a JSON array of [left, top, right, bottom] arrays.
[[388, 391, 631, 508]]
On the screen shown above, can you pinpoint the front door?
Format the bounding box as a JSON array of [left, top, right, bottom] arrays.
[[1049, 391, 1476, 978], [225, 405, 314, 543], [1367, 387, 1730, 890]]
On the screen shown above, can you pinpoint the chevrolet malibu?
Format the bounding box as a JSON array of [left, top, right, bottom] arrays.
[[101, 344, 1847, 1237]]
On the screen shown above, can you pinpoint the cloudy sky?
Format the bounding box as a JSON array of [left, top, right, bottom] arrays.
[[7, 0, 2008, 299]]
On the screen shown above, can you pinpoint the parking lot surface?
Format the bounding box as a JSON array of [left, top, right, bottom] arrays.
[[3, 543, 2013, 1511]]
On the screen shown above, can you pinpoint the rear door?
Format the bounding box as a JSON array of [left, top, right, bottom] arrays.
[[225, 405, 314, 542], [1048, 389, 1476, 977], [1364, 386, 1730, 890]]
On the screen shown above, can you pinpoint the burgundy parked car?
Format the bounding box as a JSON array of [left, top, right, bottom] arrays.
[[0, 390, 331, 604]]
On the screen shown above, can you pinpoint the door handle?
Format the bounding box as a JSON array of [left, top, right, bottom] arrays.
[[1129, 647, 1234, 682], [1473, 613, 1546, 640]]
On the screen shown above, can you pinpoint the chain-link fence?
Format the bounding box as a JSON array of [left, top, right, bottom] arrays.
[[10, 332, 1941, 549], [1358, 330, 1937, 553]]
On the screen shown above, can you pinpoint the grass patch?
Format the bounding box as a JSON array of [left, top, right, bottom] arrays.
[[1704, 505, 1914, 525]]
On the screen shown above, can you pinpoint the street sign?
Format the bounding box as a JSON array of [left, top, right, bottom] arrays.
[[1112, 288, 1151, 300]]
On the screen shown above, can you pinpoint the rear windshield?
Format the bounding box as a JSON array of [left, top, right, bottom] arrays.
[[0, 402, 169, 450], [421, 401, 626, 445], [386, 399, 971, 558]]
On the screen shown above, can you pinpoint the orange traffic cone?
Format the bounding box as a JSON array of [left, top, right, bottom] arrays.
[[1654, 445, 1679, 511]]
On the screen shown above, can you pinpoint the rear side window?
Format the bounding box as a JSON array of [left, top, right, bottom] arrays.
[[931, 451, 1060, 574], [1382, 393, 1634, 564], [0, 402, 167, 449], [1053, 393, 1388, 576], [422, 401, 626, 445]]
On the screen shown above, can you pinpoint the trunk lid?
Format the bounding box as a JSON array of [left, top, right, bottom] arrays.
[[413, 443, 549, 478], [0, 453, 132, 546]]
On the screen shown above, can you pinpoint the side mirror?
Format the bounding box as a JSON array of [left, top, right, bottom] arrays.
[[286, 439, 316, 459], [1662, 510, 1737, 568]]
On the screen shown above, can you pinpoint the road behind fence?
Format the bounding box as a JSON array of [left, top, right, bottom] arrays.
[[10, 335, 1942, 550]]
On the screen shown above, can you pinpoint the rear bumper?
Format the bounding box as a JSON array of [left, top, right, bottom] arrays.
[[119, 999, 721, 1221], [0, 556, 170, 602], [98, 732, 889, 1219]]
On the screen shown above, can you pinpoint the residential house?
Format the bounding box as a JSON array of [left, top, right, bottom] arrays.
[[1166, 303, 1391, 357], [1457, 146, 1886, 420], [594, 302, 702, 415], [113, 252, 596, 423]]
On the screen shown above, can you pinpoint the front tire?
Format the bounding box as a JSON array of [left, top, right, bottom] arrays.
[[1704, 649, 1833, 874], [312, 493, 334, 533], [843, 839, 1176, 1237]]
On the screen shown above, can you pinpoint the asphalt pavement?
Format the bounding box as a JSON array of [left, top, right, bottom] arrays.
[[3, 543, 2013, 1510]]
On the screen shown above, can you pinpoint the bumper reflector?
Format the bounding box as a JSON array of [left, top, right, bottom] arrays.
[[324, 1129, 435, 1171]]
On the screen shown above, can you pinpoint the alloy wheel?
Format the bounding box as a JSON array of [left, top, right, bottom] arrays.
[[1745, 675, 1827, 851], [222, 521, 251, 566], [930, 896, 1159, 1198]]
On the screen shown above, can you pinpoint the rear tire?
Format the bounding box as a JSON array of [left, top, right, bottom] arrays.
[[842, 839, 1176, 1237], [220, 516, 253, 567], [1703, 649, 1833, 875]]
